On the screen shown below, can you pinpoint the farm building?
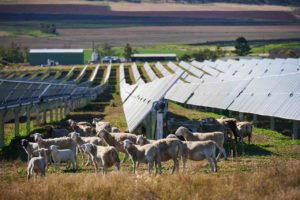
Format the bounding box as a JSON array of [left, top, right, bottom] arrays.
[[29, 49, 84, 65], [131, 54, 177, 62]]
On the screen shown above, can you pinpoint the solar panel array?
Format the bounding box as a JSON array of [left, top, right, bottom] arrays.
[[143, 62, 158, 81], [165, 58, 300, 121], [131, 63, 145, 85]]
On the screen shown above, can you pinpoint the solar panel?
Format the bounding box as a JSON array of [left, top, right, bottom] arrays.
[[131, 63, 145, 85], [144, 62, 158, 81]]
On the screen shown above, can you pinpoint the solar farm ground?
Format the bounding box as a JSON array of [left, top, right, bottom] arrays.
[[0, 64, 299, 199]]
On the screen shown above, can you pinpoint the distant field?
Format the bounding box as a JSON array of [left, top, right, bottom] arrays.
[[1, 26, 300, 48]]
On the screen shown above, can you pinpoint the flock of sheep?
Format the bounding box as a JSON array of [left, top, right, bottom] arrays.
[[21, 117, 252, 180]]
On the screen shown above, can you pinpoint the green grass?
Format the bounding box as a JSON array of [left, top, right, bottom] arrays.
[[84, 49, 92, 64], [251, 41, 300, 54]]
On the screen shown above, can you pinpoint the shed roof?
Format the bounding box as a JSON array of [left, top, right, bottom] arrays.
[[30, 49, 84, 53]]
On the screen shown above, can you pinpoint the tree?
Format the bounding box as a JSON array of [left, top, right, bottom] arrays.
[[97, 43, 114, 57], [123, 43, 132, 61], [235, 36, 251, 56]]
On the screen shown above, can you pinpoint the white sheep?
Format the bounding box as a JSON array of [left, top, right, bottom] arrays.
[[67, 119, 94, 136], [69, 132, 105, 166], [46, 126, 70, 138], [175, 126, 227, 160], [236, 121, 253, 143], [111, 127, 120, 133], [31, 133, 77, 155], [123, 139, 161, 174], [182, 140, 222, 172], [27, 148, 48, 181], [136, 135, 155, 145], [50, 145, 77, 171], [81, 143, 120, 174], [21, 139, 39, 163], [93, 118, 112, 133]]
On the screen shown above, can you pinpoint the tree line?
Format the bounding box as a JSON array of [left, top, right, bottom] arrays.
[[0, 43, 29, 66]]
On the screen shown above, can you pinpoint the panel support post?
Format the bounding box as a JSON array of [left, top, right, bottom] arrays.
[[270, 117, 275, 130], [239, 112, 244, 121], [146, 113, 152, 139], [292, 121, 299, 140], [14, 108, 20, 137], [253, 114, 257, 126], [49, 108, 53, 124], [0, 111, 5, 149], [55, 106, 59, 122], [35, 105, 40, 127], [43, 109, 47, 125], [26, 107, 31, 135]]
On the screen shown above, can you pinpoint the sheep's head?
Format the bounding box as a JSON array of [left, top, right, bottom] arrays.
[[123, 139, 133, 149], [50, 145, 58, 151], [31, 133, 43, 142], [35, 148, 48, 157], [111, 127, 120, 133], [69, 132, 80, 140], [97, 129, 108, 138], [136, 135, 146, 145], [166, 134, 178, 139], [175, 126, 187, 136], [21, 139, 28, 148], [92, 118, 102, 126]]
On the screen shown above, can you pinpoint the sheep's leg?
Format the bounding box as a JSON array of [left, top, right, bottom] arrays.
[[157, 161, 162, 175], [171, 159, 179, 174], [149, 161, 154, 175], [92, 158, 98, 173], [207, 157, 215, 172], [122, 153, 129, 163], [133, 161, 136, 174], [217, 146, 227, 161], [116, 161, 120, 172], [84, 154, 91, 167], [182, 156, 187, 173]]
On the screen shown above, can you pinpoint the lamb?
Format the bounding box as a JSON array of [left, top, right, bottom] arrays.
[[236, 121, 252, 143], [81, 143, 120, 174], [166, 134, 178, 139], [67, 119, 94, 136], [182, 140, 222, 172], [69, 132, 106, 166], [31, 133, 77, 154], [27, 148, 48, 181], [123, 139, 161, 174], [136, 135, 155, 145], [21, 139, 39, 163], [175, 126, 227, 160], [97, 130, 137, 162], [50, 145, 77, 171]]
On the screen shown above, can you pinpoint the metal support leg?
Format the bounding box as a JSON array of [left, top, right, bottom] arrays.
[[270, 117, 275, 130], [35, 105, 40, 127], [43, 109, 47, 125], [14, 109, 20, 137], [50, 109, 53, 123], [239, 112, 244, 121], [146, 113, 152, 139], [0, 112, 5, 148], [292, 121, 299, 140], [26, 107, 31, 135], [55, 107, 59, 122]]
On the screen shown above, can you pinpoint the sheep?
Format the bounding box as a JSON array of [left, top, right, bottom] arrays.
[[123, 139, 161, 174], [21, 139, 39, 163], [136, 135, 155, 145], [45, 126, 70, 138], [27, 148, 48, 181], [97, 130, 137, 163], [67, 119, 94, 136], [182, 140, 223, 172], [216, 117, 239, 143], [81, 143, 120, 174], [166, 134, 178, 139], [69, 132, 106, 166], [31, 133, 77, 154], [50, 145, 77, 171], [236, 122, 253, 143], [175, 126, 227, 161], [153, 138, 183, 174]]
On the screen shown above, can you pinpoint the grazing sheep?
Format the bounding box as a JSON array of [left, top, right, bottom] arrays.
[[81, 143, 120, 174], [67, 119, 94, 136], [50, 145, 77, 171], [216, 117, 239, 143], [175, 126, 227, 160], [123, 139, 161, 174], [236, 122, 252, 143], [69, 132, 106, 166], [152, 138, 183, 174], [136, 135, 155, 145], [27, 148, 48, 181], [46, 126, 70, 138], [31, 133, 77, 154], [21, 139, 39, 163], [182, 140, 222, 172], [97, 130, 136, 163]]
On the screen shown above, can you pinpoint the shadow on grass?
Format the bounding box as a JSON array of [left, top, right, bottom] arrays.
[[239, 143, 275, 157]]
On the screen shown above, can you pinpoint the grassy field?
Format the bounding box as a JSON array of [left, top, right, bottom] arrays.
[[0, 65, 299, 199]]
